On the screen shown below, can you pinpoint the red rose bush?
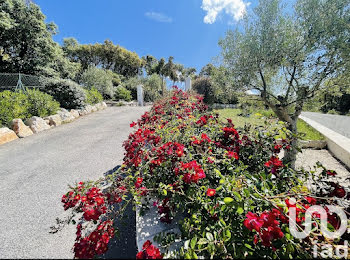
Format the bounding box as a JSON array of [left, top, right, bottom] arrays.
[[59, 87, 349, 259]]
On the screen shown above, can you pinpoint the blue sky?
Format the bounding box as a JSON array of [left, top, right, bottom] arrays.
[[35, 0, 257, 72]]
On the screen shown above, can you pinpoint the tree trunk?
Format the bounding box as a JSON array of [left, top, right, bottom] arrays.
[[261, 92, 300, 169], [283, 119, 298, 169]]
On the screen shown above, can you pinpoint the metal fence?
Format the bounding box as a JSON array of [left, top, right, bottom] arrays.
[[0, 73, 44, 91]]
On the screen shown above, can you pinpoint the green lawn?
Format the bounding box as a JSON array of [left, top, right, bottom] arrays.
[[215, 108, 324, 141]]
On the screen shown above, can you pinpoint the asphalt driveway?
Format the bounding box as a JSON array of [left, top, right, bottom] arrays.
[[0, 106, 149, 259], [301, 111, 350, 139]]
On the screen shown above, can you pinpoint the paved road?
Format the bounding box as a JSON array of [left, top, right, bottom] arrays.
[[0, 106, 149, 259], [301, 112, 350, 139]]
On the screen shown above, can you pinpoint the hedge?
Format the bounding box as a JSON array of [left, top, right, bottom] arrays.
[[60, 87, 348, 259]]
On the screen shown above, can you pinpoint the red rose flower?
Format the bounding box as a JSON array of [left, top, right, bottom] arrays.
[[136, 240, 163, 259], [243, 212, 264, 232], [206, 188, 216, 197], [135, 177, 143, 188]]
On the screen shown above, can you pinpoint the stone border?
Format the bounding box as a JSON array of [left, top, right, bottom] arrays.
[[299, 116, 350, 168], [0, 102, 107, 146]]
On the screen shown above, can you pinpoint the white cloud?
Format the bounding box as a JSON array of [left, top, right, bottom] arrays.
[[201, 0, 250, 24], [145, 12, 173, 23]]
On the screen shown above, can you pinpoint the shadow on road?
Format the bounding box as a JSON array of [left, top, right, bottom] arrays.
[[50, 165, 137, 259], [103, 199, 137, 259], [102, 166, 137, 259]]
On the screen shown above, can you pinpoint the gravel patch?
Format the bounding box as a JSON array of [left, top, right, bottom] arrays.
[[296, 149, 350, 187]]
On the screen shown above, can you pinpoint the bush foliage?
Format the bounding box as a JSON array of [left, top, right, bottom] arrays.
[[42, 78, 86, 109], [193, 77, 238, 105], [60, 88, 349, 259], [0, 89, 59, 127], [0, 90, 29, 127], [85, 87, 103, 105], [80, 66, 114, 99], [143, 74, 163, 102], [114, 86, 132, 102], [122, 74, 163, 102], [26, 89, 60, 118]]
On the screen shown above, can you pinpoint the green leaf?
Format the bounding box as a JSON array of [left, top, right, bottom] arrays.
[[206, 232, 214, 241], [236, 207, 244, 214], [243, 188, 250, 197], [287, 243, 295, 253], [224, 229, 231, 240], [214, 169, 222, 177], [223, 197, 234, 204], [219, 218, 226, 226], [197, 238, 208, 245], [245, 243, 253, 250], [190, 237, 197, 249], [184, 239, 190, 250], [233, 191, 242, 201]]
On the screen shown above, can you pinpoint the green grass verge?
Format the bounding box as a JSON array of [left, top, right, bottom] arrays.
[[215, 108, 324, 141], [297, 119, 324, 141]]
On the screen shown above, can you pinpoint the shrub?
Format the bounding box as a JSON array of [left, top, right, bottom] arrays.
[[122, 76, 140, 100], [0, 90, 29, 127], [114, 86, 132, 102], [105, 70, 123, 87], [60, 88, 348, 259], [121, 74, 163, 102], [0, 89, 60, 127], [143, 74, 162, 102], [193, 77, 238, 105], [80, 66, 114, 99], [42, 78, 86, 109], [26, 89, 60, 118], [320, 92, 350, 115], [85, 87, 103, 105], [238, 94, 267, 111], [192, 77, 215, 104]]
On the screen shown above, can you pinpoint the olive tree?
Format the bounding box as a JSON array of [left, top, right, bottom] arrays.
[[219, 0, 349, 166]]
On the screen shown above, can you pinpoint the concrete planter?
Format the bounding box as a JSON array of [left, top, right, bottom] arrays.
[[300, 116, 350, 168], [299, 140, 327, 149], [136, 198, 184, 258]]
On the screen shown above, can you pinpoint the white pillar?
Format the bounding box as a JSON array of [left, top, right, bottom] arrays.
[[137, 85, 144, 106], [185, 77, 192, 91]]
